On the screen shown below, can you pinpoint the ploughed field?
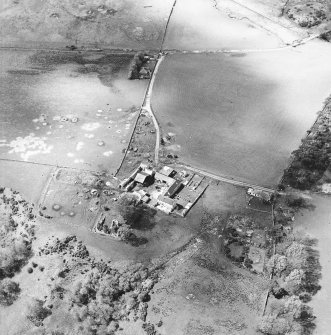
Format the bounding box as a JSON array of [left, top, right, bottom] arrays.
[[0, 50, 147, 172], [152, 43, 331, 187]]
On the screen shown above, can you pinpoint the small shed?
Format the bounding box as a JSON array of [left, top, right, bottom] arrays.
[[247, 188, 273, 203], [142, 195, 150, 203], [158, 195, 176, 212], [139, 67, 151, 78], [137, 189, 147, 197], [159, 166, 176, 177], [119, 178, 130, 189], [176, 197, 188, 209], [155, 172, 175, 186], [144, 168, 155, 176], [134, 172, 150, 185], [165, 180, 183, 198], [149, 198, 158, 207]]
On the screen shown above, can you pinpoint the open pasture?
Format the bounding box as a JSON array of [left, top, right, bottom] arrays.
[[152, 42, 331, 186]]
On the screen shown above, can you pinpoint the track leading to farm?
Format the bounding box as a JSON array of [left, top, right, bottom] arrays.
[[180, 164, 275, 193], [141, 55, 165, 165]]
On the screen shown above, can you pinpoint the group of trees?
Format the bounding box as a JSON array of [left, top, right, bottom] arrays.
[[260, 238, 321, 334], [282, 108, 331, 190], [0, 279, 20, 306], [320, 30, 331, 42], [95, 195, 149, 247], [127, 52, 149, 80], [0, 189, 36, 307], [116, 194, 143, 226], [26, 298, 52, 327], [117, 194, 156, 229], [258, 301, 315, 335], [68, 262, 155, 334], [286, 1, 328, 28], [0, 238, 32, 279]]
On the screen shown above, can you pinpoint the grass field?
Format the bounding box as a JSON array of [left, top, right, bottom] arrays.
[[0, 0, 174, 50], [0, 49, 147, 173], [163, 0, 284, 51], [152, 42, 331, 187]]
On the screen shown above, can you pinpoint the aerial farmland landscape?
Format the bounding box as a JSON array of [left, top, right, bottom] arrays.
[[0, 1, 331, 335]]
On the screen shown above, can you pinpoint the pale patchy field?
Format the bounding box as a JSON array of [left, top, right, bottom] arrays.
[[152, 40, 331, 187], [0, 49, 147, 172]]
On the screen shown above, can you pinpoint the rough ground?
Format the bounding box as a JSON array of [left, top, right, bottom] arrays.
[[0, 179, 275, 335], [0, 0, 174, 50]]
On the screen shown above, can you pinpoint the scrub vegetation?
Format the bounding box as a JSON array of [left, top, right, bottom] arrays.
[[0, 188, 35, 279], [259, 193, 322, 335], [0, 279, 21, 306], [282, 96, 331, 190]]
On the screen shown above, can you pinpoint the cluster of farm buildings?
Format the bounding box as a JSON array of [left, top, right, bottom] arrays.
[[119, 164, 208, 216]]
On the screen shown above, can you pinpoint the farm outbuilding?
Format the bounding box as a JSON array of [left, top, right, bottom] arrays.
[[247, 188, 273, 203], [134, 172, 152, 185], [176, 197, 189, 209], [158, 195, 176, 212], [159, 166, 176, 177], [165, 180, 183, 198], [155, 172, 175, 186]]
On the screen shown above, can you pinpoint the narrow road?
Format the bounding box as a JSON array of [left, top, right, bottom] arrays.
[[141, 54, 165, 165], [226, 0, 295, 30], [160, 0, 177, 52], [164, 32, 321, 54], [179, 164, 275, 193]]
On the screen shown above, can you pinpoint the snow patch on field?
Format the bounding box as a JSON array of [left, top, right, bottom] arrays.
[[103, 151, 113, 157], [6, 135, 53, 161], [76, 141, 84, 151], [81, 122, 101, 131]]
